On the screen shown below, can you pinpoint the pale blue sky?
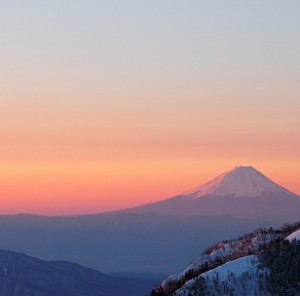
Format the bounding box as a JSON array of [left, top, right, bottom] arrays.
[[1, 1, 299, 100]]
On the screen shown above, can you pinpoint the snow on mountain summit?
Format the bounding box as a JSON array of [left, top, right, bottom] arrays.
[[180, 166, 294, 199]]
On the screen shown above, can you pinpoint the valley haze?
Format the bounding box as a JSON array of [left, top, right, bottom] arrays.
[[0, 166, 299, 275]]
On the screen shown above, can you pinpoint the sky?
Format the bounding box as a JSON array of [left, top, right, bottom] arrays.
[[1, 1, 300, 215]]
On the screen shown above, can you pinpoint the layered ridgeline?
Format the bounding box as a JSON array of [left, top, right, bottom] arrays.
[[0, 249, 159, 296], [129, 166, 300, 221], [151, 221, 300, 296], [0, 166, 299, 274]]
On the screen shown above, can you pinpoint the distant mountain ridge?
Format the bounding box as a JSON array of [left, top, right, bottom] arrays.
[[0, 249, 158, 296], [128, 166, 300, 220]]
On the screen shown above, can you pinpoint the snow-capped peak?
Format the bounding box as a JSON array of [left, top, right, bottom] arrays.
[[180, 166, 294, 199]]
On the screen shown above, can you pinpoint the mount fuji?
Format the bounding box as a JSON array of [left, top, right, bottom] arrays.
[[128, 166, 300, 222], [179, 166, 295, 199]]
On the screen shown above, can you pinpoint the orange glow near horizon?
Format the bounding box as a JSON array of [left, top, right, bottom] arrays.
[[1, 158, 299, 216], [1, 94, 300, 215]]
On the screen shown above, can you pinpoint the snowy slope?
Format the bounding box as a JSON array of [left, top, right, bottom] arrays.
[[287, 229, 300, 241], [203, 255, 260, 279], [174, 255, 268, 296]]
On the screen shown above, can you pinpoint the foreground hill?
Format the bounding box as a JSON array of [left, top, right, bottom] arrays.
[[151, 221, 300, 296], [0, 249, 158, 296]]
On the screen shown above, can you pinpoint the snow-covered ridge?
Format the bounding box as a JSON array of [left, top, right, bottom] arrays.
[[162, 228, 278, 286], [153, 221, 300, 296], [180, 166, 295, 199], [174, 255, 268, 296]]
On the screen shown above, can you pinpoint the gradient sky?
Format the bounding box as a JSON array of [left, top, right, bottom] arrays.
[[1, 1, 300, 215]]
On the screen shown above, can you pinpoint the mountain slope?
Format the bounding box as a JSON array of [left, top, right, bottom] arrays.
[[0, 249, 158, 296], [128, 166, 300, 221]]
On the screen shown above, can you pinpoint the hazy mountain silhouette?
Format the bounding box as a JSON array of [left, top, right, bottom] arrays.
[[0, 249, 159, 296], [0, 213, 268, 274]]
